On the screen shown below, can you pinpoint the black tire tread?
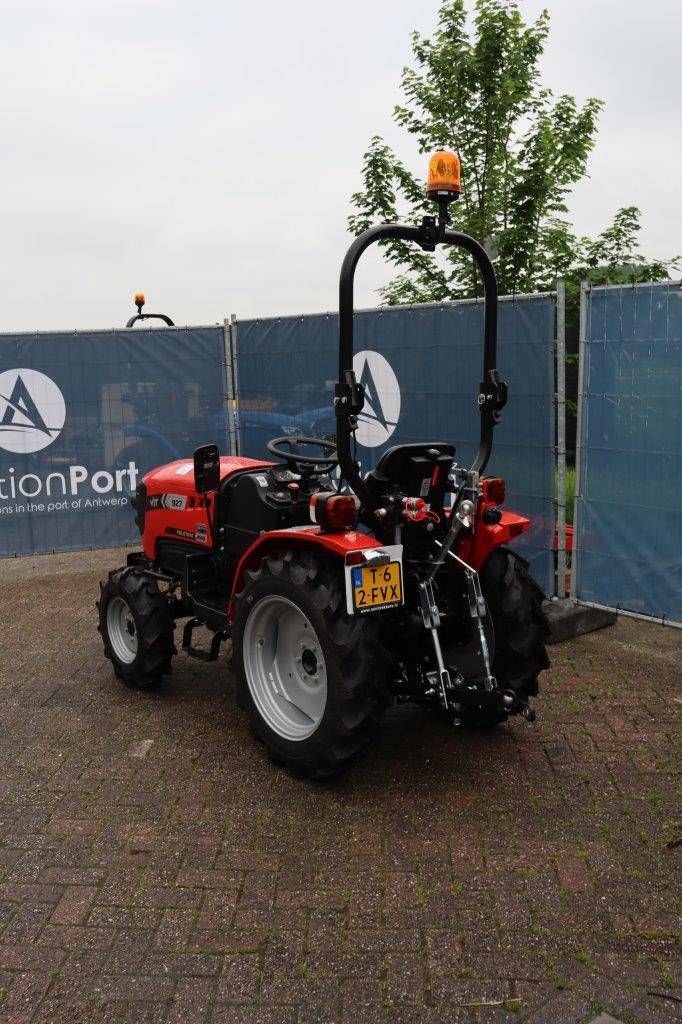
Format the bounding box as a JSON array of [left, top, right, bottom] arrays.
[[97, 568, 175, 689], [465, 546, 550, 727], [232, 548, 387, 778]]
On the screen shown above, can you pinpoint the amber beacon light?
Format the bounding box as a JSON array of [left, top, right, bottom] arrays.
[[426, 150, 461, 199]]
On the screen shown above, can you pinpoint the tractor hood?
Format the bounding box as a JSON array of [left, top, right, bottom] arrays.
[[143, 456, 273, 496]]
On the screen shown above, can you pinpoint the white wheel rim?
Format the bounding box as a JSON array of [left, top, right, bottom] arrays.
[[106, 596, 139, 665], [242, 594, 327, 741]]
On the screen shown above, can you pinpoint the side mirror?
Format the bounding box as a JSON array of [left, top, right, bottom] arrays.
[[193, 444, 221, 493]]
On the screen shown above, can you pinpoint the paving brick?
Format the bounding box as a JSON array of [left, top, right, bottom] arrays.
[[0, 944, 66, 973], [211, 1007, 297, 1024], [554, 853, 593, 893], [191, 927, 267, 954], [39, 867, 106, 887], [90, 973, 176, 1003], [167, 977, 215, 1024], [176, 868, 239, 889], [385, 949, 425, 1005], [0, 971, 53, 1022], [143, 952, 221, 977], [36, 924, 116, 951], [346, 927, 421, 954], [308, 910, 344, 954], [104, 928, 154, 974], [0, 883, 63, 904], [46, 951, 108, 1000], [51, 885, 99, 925], [340, 978, 382, 1023], [216, 952, 260, 1003], [1, 902, 53, 945], [153, 907, 197, 951], [217, 849, 280, 872], [31, 998, 109, 1024], [297, 1001, 340, 1024]]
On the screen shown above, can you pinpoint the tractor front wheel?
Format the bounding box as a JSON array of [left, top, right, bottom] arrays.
[[232, 548, 387, 778], [97, 568, 175, 689]]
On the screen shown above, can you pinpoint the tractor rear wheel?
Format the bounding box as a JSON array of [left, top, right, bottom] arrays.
[[232, 548, 387, 778], [463, 547, 550, 728], [97, 568, 175, 689]]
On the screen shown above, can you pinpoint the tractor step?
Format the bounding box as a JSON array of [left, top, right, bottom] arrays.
[[182, 617, 229, 661]]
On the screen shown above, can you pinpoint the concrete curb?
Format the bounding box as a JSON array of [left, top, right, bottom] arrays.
[[543, 597, 617, 645]]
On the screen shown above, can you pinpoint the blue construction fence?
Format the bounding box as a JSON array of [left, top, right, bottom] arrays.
[[574, 282, 682, 625], [234, 295, 557, 594], [0, 297, 558, 596], [0, 326, 231, 555]]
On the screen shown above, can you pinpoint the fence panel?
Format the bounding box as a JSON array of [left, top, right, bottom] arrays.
[[234, 296, 556, 592], [0, 327, 229, 556], [574, 283, 682, 624]]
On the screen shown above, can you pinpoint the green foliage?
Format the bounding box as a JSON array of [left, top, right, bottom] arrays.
[[563, 206, 678, 325], [349, 1, 676, 304]]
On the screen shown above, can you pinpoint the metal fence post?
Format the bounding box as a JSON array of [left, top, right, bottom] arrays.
[[223, 318, 237, 457], [570, 280, 589, 600], [555, 279, 566, 598], [230, 314, 241, 455]]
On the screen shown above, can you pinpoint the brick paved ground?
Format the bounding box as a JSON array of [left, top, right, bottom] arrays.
[[0, 548, 679, 1024]]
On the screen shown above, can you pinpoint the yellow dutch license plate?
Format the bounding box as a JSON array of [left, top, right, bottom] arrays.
[[352, 561, 403, 613]]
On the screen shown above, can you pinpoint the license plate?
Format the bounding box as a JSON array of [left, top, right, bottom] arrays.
[[346, 547, 403, 614]]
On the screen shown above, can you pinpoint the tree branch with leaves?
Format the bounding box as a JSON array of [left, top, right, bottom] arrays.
[[349, 0, 675, 304]]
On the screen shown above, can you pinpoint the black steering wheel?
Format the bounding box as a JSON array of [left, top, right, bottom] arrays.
[[267, 436, 338, 475]]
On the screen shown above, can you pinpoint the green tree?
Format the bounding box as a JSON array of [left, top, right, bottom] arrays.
[[565, 206, 676, 328], [349, 0, 674, 303]]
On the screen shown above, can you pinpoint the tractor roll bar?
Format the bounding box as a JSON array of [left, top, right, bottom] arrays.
[[126, 312, 175, 328], [335, 220, 507, 515]]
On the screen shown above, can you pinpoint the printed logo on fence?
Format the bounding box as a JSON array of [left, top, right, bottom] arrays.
[[0, 367, 138, 518], [353, 350, 401, 448], [0, 368, 66, 454]]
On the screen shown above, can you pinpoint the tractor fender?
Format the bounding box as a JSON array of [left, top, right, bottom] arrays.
[[227, 526, 383, 622], [457, 510, 531, 570]]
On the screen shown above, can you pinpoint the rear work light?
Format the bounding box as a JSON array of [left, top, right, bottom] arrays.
[[482, 477, 506, 505], [309, 493, 359, 532]]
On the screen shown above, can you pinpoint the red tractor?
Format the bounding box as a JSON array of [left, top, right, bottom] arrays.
[[98, 152, 549, 778]]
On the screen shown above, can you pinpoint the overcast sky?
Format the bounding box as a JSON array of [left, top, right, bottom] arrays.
[[1, 0, 680, 332]]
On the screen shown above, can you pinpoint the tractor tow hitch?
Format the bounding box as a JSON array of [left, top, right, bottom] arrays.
[[451, 687, 534, 719]]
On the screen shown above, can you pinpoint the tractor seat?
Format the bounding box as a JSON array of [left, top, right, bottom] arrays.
[[364, 442, 455, 510]]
